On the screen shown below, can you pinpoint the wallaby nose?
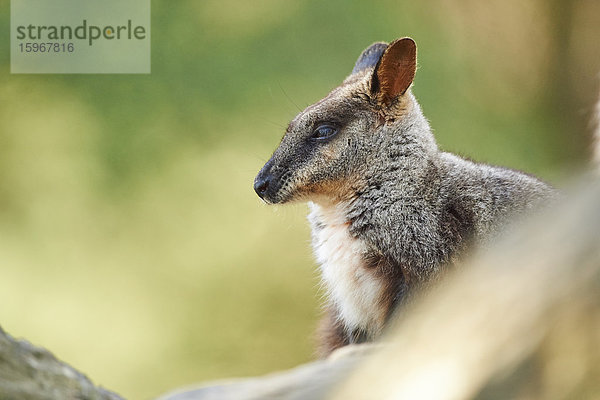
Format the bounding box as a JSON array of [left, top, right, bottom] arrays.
[[254, 174, 271, 198]]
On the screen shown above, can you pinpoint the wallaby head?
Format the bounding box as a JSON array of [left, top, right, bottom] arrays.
[[254, 38, 436, 205]]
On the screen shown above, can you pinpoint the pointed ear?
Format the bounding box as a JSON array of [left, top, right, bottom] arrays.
[[352, 42, 388, 75], [371, 38, 417, 106]]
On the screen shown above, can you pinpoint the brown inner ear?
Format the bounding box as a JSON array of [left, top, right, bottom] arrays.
[[371, 38, 417, 106]]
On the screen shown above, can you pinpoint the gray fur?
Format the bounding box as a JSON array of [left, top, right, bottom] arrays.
[[254, 39, 556, 354]]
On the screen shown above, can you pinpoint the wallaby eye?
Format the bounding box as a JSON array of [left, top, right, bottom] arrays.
[[311, 124, 338, 141]]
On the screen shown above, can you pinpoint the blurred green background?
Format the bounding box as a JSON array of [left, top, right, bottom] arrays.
[[0, 1, 599, 399]]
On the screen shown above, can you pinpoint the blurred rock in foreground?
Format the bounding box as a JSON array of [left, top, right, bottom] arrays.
[[157, 345, 372, 400]]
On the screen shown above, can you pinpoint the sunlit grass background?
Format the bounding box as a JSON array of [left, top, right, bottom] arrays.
[[0, 1, 599, 399]]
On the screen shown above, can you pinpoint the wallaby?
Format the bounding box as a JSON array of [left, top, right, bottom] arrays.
[[254, 38, 555, 356]]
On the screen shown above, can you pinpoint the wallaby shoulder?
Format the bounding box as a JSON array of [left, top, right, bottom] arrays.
[[436, 152, 556, 241]]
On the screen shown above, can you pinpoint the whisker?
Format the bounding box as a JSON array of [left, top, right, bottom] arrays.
[[277, 81, 303, 112]]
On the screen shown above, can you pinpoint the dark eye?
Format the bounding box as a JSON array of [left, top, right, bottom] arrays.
[[311, 124, 338, 141]]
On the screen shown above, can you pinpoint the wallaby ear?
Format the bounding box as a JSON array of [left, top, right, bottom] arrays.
[[371, 38, 417, 106], [352, 42, 388, 75]]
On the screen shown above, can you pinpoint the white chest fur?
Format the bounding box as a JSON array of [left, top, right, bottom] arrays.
[[308, 201, 386, 336]]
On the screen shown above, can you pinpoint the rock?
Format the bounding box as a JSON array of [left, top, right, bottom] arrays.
[[157, 345, 373, 400], [0, 326, 124, 400]]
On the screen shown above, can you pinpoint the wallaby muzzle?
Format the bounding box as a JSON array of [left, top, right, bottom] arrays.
[[254, 158, 289, 203], [254, 159, 273, 200]]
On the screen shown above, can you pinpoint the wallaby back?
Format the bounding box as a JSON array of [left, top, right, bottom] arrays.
[[254, 38, 555, 356]]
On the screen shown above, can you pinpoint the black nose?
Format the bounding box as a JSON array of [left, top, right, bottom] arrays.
[[254, 174, 271, 198]]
